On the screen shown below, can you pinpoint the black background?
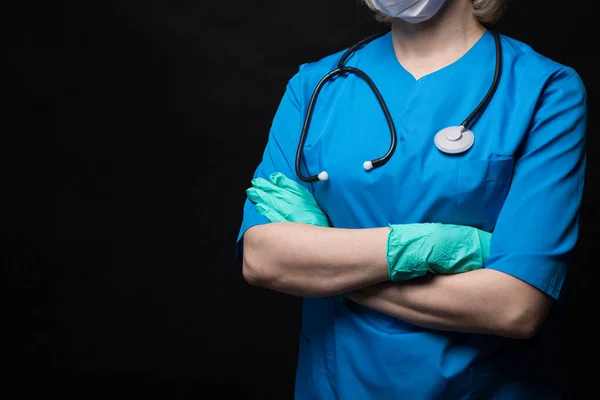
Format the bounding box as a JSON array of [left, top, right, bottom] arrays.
[[2, 1, 596, 398]]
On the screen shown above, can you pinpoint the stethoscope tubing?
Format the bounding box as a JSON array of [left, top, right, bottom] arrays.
[[295, 30, 502, 183]]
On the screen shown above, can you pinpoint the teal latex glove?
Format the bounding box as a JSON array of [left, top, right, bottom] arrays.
[[246, 172, 329, 227], [246, 173, 347, 302], [387, 223, 492, 282]]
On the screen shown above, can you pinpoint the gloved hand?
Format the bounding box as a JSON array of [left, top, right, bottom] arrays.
[[386, 223, 491, 282], [246, 172, 329, 227], [246, 173, 346, 301]]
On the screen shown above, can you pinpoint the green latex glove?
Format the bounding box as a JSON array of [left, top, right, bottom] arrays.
[[246, 173, 347, 301], [387, 223, 492, 282], [246, 172, 330, 227]]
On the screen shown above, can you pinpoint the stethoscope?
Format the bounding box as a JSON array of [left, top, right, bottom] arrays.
[[295, 30, 503, 183]]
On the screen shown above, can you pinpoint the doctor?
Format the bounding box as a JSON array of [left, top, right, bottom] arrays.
[[237, 0, 588, 398]]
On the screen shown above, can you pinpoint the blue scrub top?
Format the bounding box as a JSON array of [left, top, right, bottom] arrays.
[[237, 31, 587, 399]]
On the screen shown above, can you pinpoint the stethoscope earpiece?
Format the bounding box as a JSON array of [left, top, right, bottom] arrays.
[[317, 171, 329, 181]]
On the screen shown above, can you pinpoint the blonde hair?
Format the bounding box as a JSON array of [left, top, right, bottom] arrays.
[[363, 0, 508, 25]]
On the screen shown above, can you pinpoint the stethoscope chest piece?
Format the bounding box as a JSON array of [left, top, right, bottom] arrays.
[[434, 125, 475, 155]]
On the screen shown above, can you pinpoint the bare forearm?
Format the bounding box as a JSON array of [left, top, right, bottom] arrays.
[[347, 269, 552, 339], [242, 222, 390, 297]]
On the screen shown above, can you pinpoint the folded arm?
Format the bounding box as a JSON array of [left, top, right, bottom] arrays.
[[347, 271, 551, 339], [243, 222, 551, 338], [242, 223, 390, 297]]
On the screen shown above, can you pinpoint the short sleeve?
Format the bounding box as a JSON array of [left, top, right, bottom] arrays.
[[485, 68, 588, 299], [235, 68, 310, 262]]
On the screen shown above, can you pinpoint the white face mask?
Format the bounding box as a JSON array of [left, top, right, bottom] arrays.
[[370, 0, 447, 24]]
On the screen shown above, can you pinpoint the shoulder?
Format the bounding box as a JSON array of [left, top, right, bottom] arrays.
[[284, 48, 347, 103], [499, 33, 586, 99], [498, 35, 587, 149], [286, 33, 389, 103]]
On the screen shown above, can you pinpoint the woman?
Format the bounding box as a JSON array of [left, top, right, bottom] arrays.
[[236, 0, 587, 398]]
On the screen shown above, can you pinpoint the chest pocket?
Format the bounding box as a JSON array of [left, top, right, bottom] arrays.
[[455, 156, 515, 231]]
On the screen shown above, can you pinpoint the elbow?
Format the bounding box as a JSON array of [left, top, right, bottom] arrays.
[[242, 255, 261, 286], [500, 300, 552, 340], [242, 253, 273, 288], [241, 227, 279, 288], [502, 317, 540, 340]]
